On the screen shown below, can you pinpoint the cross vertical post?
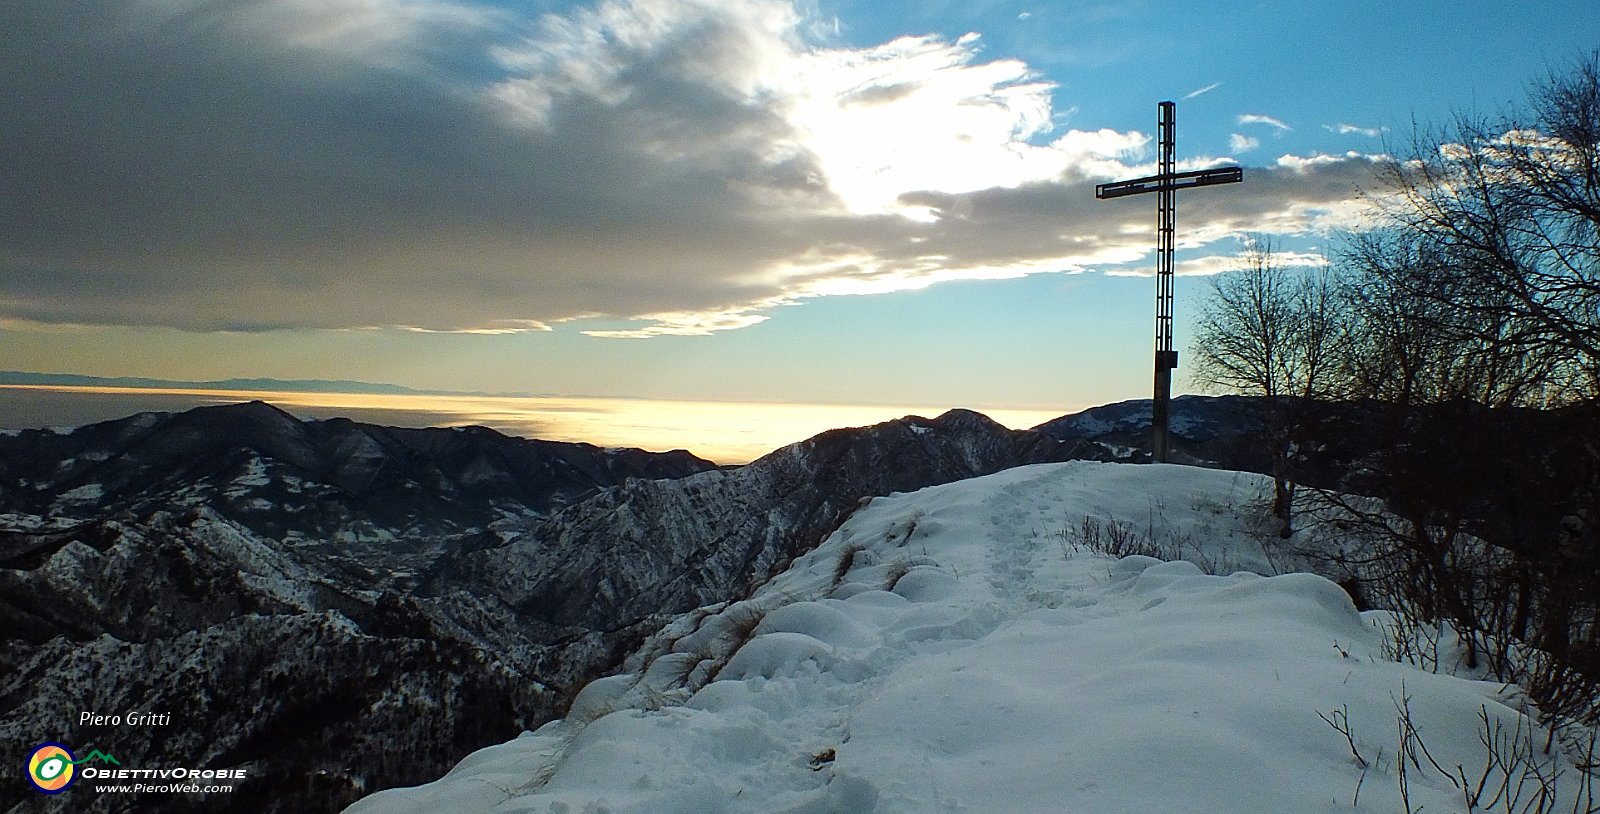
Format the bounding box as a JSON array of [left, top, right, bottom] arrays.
[[1095, 101, 1242, 463], [1153, 100, 1176, 463]]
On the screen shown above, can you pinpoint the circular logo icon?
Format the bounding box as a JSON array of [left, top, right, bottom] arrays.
[[26, 743, 76, 794]]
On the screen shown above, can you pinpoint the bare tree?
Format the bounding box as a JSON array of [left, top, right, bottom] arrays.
[[1189, 238, 1345, 535], [1315, 54, 1600, 724], [1373, 53, 1600, 393], [1338, 229, 1558, 410]]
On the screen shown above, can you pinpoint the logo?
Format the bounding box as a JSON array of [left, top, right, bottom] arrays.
[[24, 741, 244, 797], [25, 744, 120, 795], [26, 743, 76, 794]]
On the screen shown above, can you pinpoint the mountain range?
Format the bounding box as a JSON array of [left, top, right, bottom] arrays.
[[2, 399, 1128, 813], [0, 371, 435, 396]]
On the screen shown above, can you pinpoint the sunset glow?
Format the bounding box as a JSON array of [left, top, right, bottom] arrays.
[[0, 385, 1066, 464]]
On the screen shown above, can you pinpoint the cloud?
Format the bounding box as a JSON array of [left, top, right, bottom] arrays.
[[1183, 82, 1223, 100], [1324, 122, 1387, 138], [1229, 133, 1261, 153], [1237, 113, 1293, 132], [580, 308, 774, 338], [890, 151, 1383, 275], [0, 0, 1381, 337], [1166, 250, 1328, 278]]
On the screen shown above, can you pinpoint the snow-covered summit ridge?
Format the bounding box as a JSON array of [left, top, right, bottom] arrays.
[[349, 461, 1591, 814]]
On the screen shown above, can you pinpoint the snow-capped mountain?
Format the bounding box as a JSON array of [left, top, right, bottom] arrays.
[[0, 400, 717, 542], [1036, 393, 1263, 442], [0, 402, 721, 814], [1, 403, 1102, 813]]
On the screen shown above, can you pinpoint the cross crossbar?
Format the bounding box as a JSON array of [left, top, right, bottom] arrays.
[[1094, 166, 1243, 199]]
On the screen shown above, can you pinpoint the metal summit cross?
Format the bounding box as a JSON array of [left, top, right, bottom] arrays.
[[1095, 100, 1242, 463]]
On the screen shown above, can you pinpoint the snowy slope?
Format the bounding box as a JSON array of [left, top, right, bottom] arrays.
[[348, 461, 1597, 814]]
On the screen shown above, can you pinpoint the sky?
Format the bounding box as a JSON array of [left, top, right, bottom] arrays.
[[4, 0, 1598, 418]]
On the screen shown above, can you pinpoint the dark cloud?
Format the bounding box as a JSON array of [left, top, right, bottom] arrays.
[[883, 155, 1384, 272], [0, 0, 831, 330]]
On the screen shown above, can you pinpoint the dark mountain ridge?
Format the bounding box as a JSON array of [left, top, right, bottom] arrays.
[[0, 400, 714, 538]]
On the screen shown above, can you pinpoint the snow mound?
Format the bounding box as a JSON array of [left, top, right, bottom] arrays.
[[347, 461, 1592, 814]]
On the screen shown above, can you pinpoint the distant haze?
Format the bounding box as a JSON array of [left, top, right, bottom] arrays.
[[0, 385, 1066, 465]]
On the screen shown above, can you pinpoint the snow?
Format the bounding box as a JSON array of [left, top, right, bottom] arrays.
[[1168, 411, 1208, 434], [229, 455, 272, 492], [346, 461, 1597, 814], [188, 509, 322, 609], [236, 571, 316, 610], [127, 411, 164, 431], [333, 524, 399, 545], [1062, 413, 1115, 435], [0, 512, 76, 531], [1094, 441, 1139, 460], [55, 482, 105, 504]]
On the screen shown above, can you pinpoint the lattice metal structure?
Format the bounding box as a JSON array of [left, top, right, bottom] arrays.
[[1095, 101, 1242, 462]]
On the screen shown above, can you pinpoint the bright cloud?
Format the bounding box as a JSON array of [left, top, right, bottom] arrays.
[[1325, 123, 1387, 138], [1183, 82, 1223, 100], [1228, 133, 1260, 153], [1238, 113, 1292, 132], [783, 33, 1062, 216], [1175, 250, 1328, 277], [580, 308, 774, 338], [0, 0, 1381, 338]]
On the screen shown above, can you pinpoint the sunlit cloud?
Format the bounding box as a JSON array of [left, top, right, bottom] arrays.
[[1325, 123, 1387, 138], [1184, 82, 1223, 100], [1275, 151, 1387, 171], [1229, 133, 1260, 153], [1238, 113, 1292, 132], [1101, 248, 1330, 278], [399, 320, 553, 335], [579, 308, 774, 338], [777, 32, 1155, 217], [1179, 251, 1327, 276]]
